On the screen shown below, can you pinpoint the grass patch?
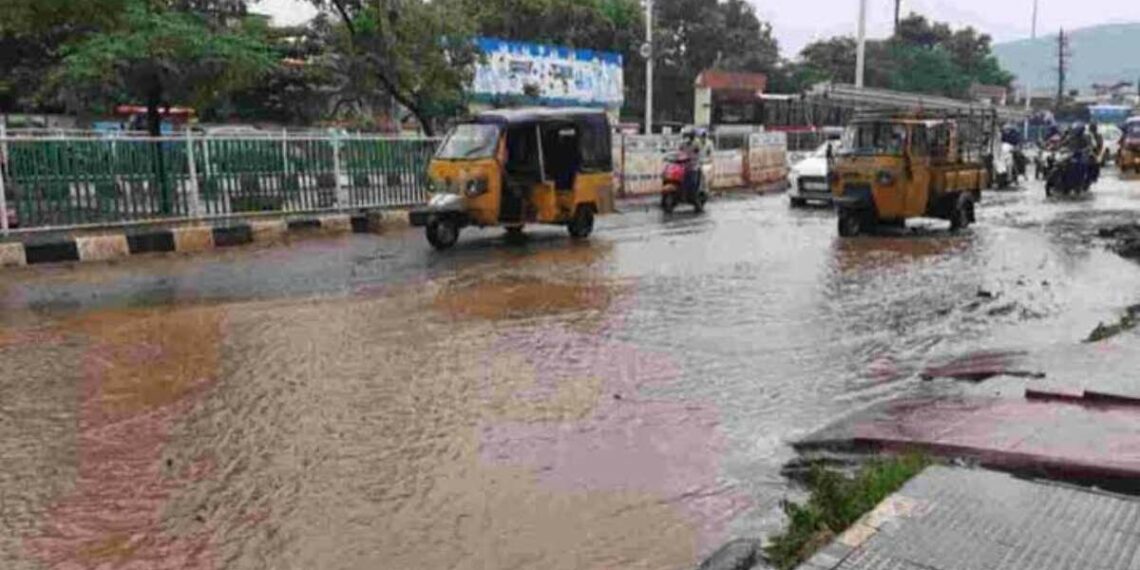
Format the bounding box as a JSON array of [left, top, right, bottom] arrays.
[[765, 454, 930, 570], [1086, 304, 1140, 343]]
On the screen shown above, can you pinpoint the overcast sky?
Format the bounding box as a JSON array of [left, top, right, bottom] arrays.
[[252, 0, 1140, 56]]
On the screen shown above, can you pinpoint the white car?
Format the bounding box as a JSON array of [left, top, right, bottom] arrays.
[[1098, 123, 1122, 165], [788, 142, 837, 207]]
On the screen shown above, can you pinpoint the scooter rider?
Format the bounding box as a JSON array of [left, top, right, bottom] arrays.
[[1089, 123, 1104, 181], [680, 128, 703, 193], [697, 129, 714, 192]]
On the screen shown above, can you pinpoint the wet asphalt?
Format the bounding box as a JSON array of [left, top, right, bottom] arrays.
[[2, 172, 1140, 569]]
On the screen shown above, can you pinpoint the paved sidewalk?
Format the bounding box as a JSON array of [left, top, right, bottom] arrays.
[[796, 394, 1140, 486], [799, 466, 1140, 570]]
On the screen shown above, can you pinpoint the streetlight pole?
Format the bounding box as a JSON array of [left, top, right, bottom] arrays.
[[645, 0, 654, 134], [856, 0, 867, 88], [1024, 0, 1038, 139]]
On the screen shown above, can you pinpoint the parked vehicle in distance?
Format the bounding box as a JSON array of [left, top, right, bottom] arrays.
[[788, 142, 838, 207], [1098, 123, 1122, 165], [1119, 118, 1140, 174]]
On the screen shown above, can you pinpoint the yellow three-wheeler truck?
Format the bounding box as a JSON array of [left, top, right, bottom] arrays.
[[1119, 117, 1140, 174], [830, 112, 995, 237], [409, 108, 612, 250]]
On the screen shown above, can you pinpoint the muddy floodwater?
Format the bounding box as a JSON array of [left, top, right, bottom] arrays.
[[3, 175, 1140, 569]]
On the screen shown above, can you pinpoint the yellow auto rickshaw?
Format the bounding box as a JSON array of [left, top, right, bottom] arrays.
[[831, 112, 994, 237], [409, 108, 613, 250], [1119, 117, 1140, 174]]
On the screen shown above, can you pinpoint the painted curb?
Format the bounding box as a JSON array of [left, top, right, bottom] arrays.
[[76, 234, 130, 262], [0, 242, 26, 267], [250, 219, 287, 243], [287, 219, 322, 231], [1, 210, 412, 268], [24, 240, 80, 264], [126, 230, 177, 254], [171, 226, 215, 253], [317, 214, 352, 234], [211, 225, 254, 248]]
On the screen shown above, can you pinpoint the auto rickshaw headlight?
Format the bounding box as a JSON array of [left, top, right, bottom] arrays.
[[876, 170, 895, 186], [465, 178, 489, 197]]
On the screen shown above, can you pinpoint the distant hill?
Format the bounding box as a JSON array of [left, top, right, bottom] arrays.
[[993, 23, 1140, 93]]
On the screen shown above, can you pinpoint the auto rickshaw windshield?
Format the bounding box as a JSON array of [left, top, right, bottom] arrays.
[[843, 122, 909, 156], [1126, 122, 1140, 138], [436, 123, 501, 160]]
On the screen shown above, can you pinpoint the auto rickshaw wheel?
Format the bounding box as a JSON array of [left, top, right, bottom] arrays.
[[426, 219, 460, 250], [837, 208, 865, 237], [567, 207, 595, 239]]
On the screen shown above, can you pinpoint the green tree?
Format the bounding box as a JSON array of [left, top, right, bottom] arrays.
[[792, 13, 1014, 99], [0, 0, 130, 113], [309, 0, 479, 135], [54, 1, 275, 135], [217, 20, 337, 125], [651, 0, 781, 122], [886, 43, 969, 97]]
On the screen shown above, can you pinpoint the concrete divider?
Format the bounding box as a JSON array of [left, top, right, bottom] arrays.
[[712, 150, 745, 189], [76, 235, 130, 262], [748, 132, 789, 186]]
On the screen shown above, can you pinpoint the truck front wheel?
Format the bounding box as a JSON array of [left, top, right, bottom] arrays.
[[838, 209, 866, 237]]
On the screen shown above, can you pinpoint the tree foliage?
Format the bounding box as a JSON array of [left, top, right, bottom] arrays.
[[650, 0, 781, 122], [308, 0, 479, 135], [792, 13, 1014, 99], [54, 0, 275, 134]]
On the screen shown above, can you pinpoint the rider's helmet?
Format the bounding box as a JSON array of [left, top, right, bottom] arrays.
[[1072, 123, 1087, 136]]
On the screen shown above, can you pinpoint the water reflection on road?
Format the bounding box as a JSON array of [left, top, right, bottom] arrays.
[[2, 176, 1140, 569]]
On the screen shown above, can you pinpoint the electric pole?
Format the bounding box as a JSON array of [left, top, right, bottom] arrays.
[[644, 0, 654, 135], [1024, 0, 1038, 139], [894, 0, 901, 34], [856, 0, 867, 88], [1056, 28, 1072, 109]]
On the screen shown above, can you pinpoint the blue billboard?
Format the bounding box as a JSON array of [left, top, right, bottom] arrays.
[[471, 38, 624, 109]]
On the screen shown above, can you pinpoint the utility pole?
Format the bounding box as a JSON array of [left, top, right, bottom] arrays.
[[644, 0, 654, 135], [856, 0, 867, 88], [1056, 28, 1071, 109], [894, 0, 901, 34], [1031, 0, 1038, 39], [1024, 0, 1037, 139]]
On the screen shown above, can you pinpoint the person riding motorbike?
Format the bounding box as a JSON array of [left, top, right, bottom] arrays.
[[679, 128, 708, 194], [1048, 123, 1095, 195], [1062, 123, 1092, 154], [1089, 123, 1105, 181]]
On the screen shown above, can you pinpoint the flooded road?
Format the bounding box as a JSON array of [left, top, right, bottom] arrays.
[[3, 173, 1140, 569]]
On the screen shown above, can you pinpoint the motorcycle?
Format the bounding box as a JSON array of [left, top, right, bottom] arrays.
[[661, 151, 709, 213], [1035, 148, 1058, 181], [1045, 150, 1094, 196]]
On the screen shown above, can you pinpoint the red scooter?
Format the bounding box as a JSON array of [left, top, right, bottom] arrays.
[[660, 151, 708, 213]]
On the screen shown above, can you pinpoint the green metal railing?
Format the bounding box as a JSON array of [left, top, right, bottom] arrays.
[[0, 129, 440, 234]]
